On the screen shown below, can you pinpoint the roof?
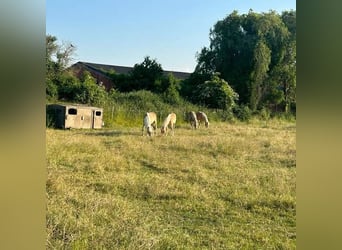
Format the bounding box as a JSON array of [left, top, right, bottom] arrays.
[[73, 61, 191, 80], [47, 103, 103, 110]]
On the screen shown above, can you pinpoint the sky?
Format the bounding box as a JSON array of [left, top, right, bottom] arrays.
[[46, 0, 296, 73]]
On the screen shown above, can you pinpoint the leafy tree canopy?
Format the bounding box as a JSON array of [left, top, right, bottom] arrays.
[[194, 10, 296, 113]]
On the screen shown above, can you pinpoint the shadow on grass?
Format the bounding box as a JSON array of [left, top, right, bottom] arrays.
[[84, 129, 140, 137], [140, 160, 168, 173]]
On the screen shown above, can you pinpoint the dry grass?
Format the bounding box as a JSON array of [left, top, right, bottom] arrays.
[[46, 119, 296, 249]]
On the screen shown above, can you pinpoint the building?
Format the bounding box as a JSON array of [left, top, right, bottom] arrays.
[[47, 104, 104, 129], [68, 61, 192, 90]]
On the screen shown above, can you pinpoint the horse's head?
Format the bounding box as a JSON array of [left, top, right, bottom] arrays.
[[160, 126, 166, 135], [147, 125, 154, 136]]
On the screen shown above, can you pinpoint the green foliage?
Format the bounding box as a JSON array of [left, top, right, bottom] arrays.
[[250, 40, 271, 111], [180, 71, 211, 103], [259, 107, 271, 126], [194, 73, 239, 110], [195, 10, 296, 113], [46, 34, 77, 101], [46, 28, 296, 127], [162, 74, 181, 105], [52, 71, 108, 107], [104, 90, 169, 127], [75, 71, 109, 106], [233, 104, 252, 122], [130, 56, 164, 91], [55, 74, 81, 101], [46, 79, 58, 101], [103, 90, 207, 127], [107, 71, 132, 92]]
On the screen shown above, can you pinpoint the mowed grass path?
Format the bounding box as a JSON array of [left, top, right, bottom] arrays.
[[46, 120, 296, 249]]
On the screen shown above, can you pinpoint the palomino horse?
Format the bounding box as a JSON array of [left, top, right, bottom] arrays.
[[142, 112, 157, 136], [187, 111, 199, 129], [160, 113, 177, 136], [196, 111, 209, 128]]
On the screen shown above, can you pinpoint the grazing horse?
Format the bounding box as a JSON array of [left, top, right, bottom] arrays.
[[187, 111, 198, 129], [142, 112, 157, 136], [160, 113, 177, 136], [196, 111, 209, 128]]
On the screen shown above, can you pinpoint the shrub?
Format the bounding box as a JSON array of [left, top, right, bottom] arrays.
[[233, 104, 252, 122], [193, 73, 239, 110]]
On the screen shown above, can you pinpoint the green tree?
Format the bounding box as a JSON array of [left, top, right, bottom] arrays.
[[180, 70, 211, 103], [162, 73, 181, 105], [46, 35, 59, 100], [55, 73, 81, 101], [195, 10, 296, 113], [75, 71, 108, 106], [46, 34, 77, 100], [194, 73, 238, 110], [130, 56, 164, 91], [280, 10, 296, 113], [249, 40, 271, 111]]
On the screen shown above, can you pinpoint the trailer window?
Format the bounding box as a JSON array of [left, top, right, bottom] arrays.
[[95, 111, 102, 116], [68, 108, 77, 115]]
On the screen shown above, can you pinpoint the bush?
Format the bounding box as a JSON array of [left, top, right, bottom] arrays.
[[193, 73, 239, 110], [233, 105, 252, 122]]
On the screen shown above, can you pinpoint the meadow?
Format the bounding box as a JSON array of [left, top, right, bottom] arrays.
[[46, 118, 296, 249]]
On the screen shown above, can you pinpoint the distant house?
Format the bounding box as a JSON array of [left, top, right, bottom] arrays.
[[68, 61, 192, 91]]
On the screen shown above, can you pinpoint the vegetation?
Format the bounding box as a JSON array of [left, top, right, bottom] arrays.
[[47, 120, 296, 249], [192, 10, 296, 113], [46, 10, 296, 119], [46, 9, 296, 249]]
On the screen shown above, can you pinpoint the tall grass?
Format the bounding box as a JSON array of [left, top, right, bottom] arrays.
[[102, 90, 233, 128], [46, 119, 296, 249]]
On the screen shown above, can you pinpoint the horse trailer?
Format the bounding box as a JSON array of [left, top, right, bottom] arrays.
[[47, 104, 104, 129]]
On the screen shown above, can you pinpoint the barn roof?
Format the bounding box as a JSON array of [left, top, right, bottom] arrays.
[[72, 61, 191, 80]]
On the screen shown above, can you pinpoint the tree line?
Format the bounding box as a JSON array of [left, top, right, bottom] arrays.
[[186, 9, 296, 114], [46, 9, 295, 119]]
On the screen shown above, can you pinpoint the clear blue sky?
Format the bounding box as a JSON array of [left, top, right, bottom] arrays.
[[46, 0, 296, 73]]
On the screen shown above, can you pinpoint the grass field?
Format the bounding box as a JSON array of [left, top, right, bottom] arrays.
[[46, 119, 296, 249]]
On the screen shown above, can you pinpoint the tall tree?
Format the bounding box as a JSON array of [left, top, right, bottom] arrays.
[[280, 10, 296, 113], [249, 40, 271, 110], [46, 35, 76, 74], [46, 35, 60, 100], [195, 10, 296, 113]]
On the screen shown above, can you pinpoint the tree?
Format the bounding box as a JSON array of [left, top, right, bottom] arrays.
[[280, 10, 296, 113], [46, 35, 60, 98], [180, 70, 211, 103], [249, 40, 271, 111], [46, 35, 76, 73], [194, 73, 238, 110], [195, 10, 296, 113], [162, 73, 181, 105], [56, 41, 77, 70], [46, 35, 77, 100], [130, 56, 164, 91], [75, 71, 108, 106]]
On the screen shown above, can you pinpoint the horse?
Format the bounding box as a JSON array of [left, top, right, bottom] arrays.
[[160, 113, 177, 136], [187, 111, 199, 129], [142, 112, 157, 136], [196, 111, 209, 128]]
